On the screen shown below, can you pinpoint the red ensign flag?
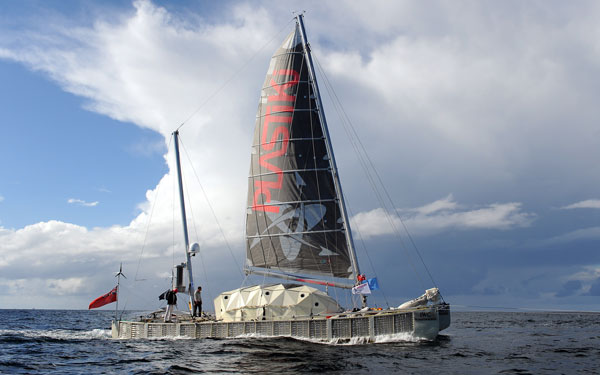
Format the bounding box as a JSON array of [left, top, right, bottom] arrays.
[[88, 286, 118, 309]]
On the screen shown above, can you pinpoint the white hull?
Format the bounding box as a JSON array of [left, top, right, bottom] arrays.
[[112, 304, 450, 342]]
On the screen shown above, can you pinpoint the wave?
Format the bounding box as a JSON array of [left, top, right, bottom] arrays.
[[0, 328, 111, 341], [226, 331, 423, 345], [142, 335, 195, 341]]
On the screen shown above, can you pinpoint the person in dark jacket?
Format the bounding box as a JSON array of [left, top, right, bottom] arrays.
[[164, 288, 177, 322], [193, 286, 202, 318]]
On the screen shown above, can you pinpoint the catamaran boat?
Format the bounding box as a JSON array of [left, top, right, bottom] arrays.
[[112, 14, 450, 342]]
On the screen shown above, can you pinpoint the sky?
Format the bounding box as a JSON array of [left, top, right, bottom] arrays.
[[1, 0, 599, 312]]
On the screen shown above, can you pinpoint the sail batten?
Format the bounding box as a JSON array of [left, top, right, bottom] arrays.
[[270, 52, 304, 58], [252, 137, 324, 147], [260, 81, 312, 90], [245, 23, 353, 280], [249, 168, 330, 178], [256, 108, 317, 118], [247, 199, 337, 209], [247, 228, 345, 239]]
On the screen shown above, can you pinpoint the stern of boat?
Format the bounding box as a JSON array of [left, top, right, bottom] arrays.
[[438, 303, 451, 332], [412, 307, 440, 340]]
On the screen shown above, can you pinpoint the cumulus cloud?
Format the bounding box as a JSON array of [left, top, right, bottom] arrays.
[[67, 198, 99, 207], [0, 1, 250, 308], [1, 0, 600, 309], [47, 277, 87, 295], [413, 194, 460, 215], [351, 195, 535, 237], [561, 199, 600, 210], [0, 0, 276, 135], [0, 172, 243, 308], [0, 217, 193, 307], [318, 1, 600, 211], [0, 220, 150, 269], [128, 138, 166, 157], [1, 0, 268, 248]]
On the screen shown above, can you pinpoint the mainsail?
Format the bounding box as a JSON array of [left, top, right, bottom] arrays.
[[246, 22, 353, 280]]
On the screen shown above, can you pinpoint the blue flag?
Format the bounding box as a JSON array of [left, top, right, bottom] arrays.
[[367, 278, 379, 291]]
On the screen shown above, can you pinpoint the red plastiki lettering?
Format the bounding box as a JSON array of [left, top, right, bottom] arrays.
[[252, 69, 299, 213]]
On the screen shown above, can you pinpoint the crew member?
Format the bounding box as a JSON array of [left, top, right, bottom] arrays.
[[164, 288, 178, 322], [193, 286, 202, 318]]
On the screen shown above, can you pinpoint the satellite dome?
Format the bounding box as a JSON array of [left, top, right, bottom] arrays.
[[189, 243, 200, 255]]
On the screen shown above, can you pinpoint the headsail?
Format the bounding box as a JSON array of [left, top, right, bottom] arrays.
[[246, 23, 353, 279]]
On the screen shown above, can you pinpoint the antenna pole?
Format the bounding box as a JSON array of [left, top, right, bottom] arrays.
[[115, 267, 120, 322], [173, 130, 195, 314], [295, 14, 365, 307], [114, 263, 126, 326]]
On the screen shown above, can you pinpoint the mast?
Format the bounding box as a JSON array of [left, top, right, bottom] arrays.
[[173, 130, 195, 313], [295, 15, 362, 285], [114, 263, 125, 322]]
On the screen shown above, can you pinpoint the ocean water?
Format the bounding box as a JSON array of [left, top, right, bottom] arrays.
[[0, 309, 598, 374]]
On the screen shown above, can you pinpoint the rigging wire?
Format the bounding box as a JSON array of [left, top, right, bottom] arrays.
[[172, 136, 177, 279], [178, 137, 244, 279], [300, 35, 341, 305], [117, 282, 163, 319], [133, 136, 173, 282], [179, 158, 216, 306], [120, 137, 173, 318], [312, 53, 439, 291], [345, 202, 391, 309], [374, 170, 440, 289], [116, 17, 303, 314], [313, 54, 425, 289], [326, 73, 440, 289], [175, 18, 296, 132]]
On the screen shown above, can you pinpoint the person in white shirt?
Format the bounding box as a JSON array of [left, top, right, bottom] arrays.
[[193, 286, 202, 317]]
